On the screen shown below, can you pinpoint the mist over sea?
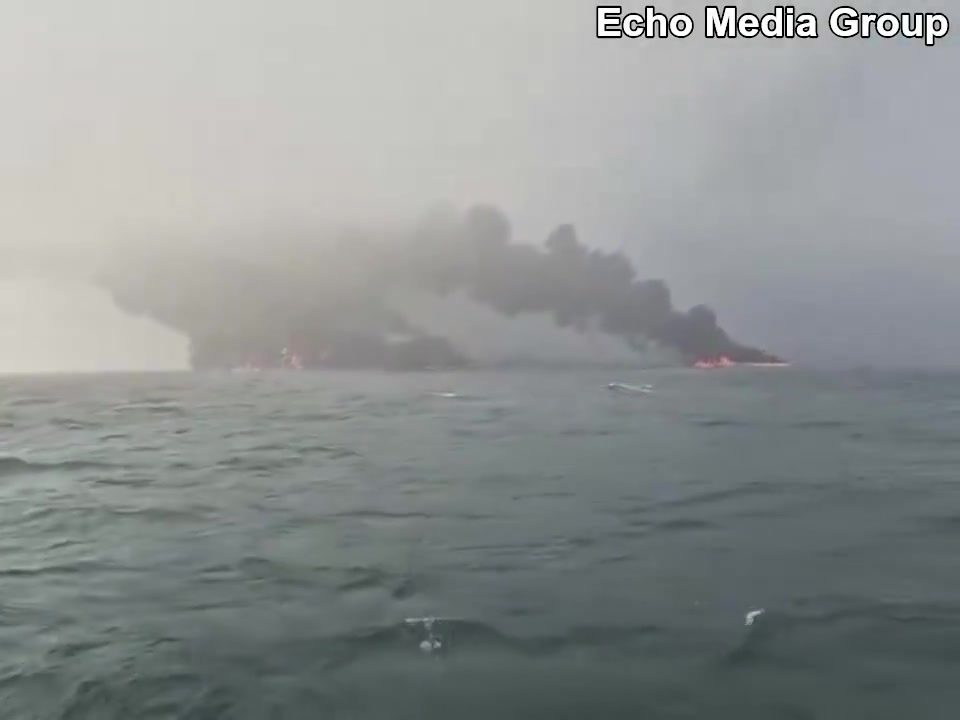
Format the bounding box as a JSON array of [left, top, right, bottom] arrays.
[[2, 367, 960, 718]]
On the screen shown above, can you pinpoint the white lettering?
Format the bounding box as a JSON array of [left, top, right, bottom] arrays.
[[648, 8, 670, 36], [623, 13, 643, 38], [739, 14, 759, 37], [704, 6, 818, 39], [602, 5, 946, 45], [795, 13, 818, 38], [829, 8, 950, 46], [597, 6, 694, 39], [704, 6, 736, 37], [829, 6, 859, 38], [927, 14, 949, 46], [875, 14, 898, 38], [670, 13, 694, 37], [900, 13, 923, 39], [597, 6, 622, 38], [859, 13, 879, 37]]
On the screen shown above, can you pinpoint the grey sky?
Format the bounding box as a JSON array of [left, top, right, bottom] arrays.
[[1, 1, 956, 370]]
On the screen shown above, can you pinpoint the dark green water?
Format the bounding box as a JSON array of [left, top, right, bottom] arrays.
[[2, 368, 960, 718]]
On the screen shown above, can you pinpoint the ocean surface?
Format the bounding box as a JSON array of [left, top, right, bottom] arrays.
[[1, 368, 960, 719]]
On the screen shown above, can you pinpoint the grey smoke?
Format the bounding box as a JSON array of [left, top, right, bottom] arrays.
[[0, 0, 956, 370], [98, 205, 778, 364]]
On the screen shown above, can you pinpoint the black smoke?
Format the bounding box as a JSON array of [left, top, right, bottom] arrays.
[[401, 205, 779, 362], [97, 204, 781, 367]]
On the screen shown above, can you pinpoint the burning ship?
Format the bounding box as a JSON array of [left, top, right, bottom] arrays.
[[693, 356, 736, 369], [693, 355, 790, 369], [96, 204, 783, 372]]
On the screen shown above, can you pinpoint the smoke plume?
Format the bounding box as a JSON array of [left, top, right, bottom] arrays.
[[98, 204, 780, 367]]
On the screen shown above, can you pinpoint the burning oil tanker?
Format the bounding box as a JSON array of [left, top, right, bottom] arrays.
[[97, 204, 783, 371]]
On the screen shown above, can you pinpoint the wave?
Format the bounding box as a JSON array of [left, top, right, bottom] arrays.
[[693, 418, 854, 430], [725, 599, 960, 667], [914, 514, 960, 532], [289, 412, 353, 422], [329, 509, 433, 521], [693, 418, 751, 428], [560, 426, 615, 437], [49, 417, 103, 430], [316, 618, 664, 670], [654, 480, 779, 511], [110, 403, 184, 416], [5, 397, 59, 408], [787, 419, 854, 429], [335, 567, 423, 600], [653, 518, 717, 532], [214, 445, 359, 472], [298, 444, 360, 459], [0, 559, 120, 578], [0, 456, 113, 477]]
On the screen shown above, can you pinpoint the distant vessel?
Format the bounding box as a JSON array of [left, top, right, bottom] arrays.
[[693, 356, 736, 369], [692, 355, 790, 369], [607, 382, 653, 394]]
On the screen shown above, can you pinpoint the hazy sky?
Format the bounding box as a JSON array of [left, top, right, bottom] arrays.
[[1, 1, 957, 371]]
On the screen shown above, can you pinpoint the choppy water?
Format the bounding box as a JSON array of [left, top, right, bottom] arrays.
[[2, 368, 960, 718]]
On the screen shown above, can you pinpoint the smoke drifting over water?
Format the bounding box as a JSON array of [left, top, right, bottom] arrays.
[[99, 205, 780, 369], [1, 1, 956, 371], [404, 206, 780, 362]]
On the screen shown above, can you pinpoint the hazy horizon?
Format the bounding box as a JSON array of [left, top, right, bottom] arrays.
[[2, 1, 957, 372]]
